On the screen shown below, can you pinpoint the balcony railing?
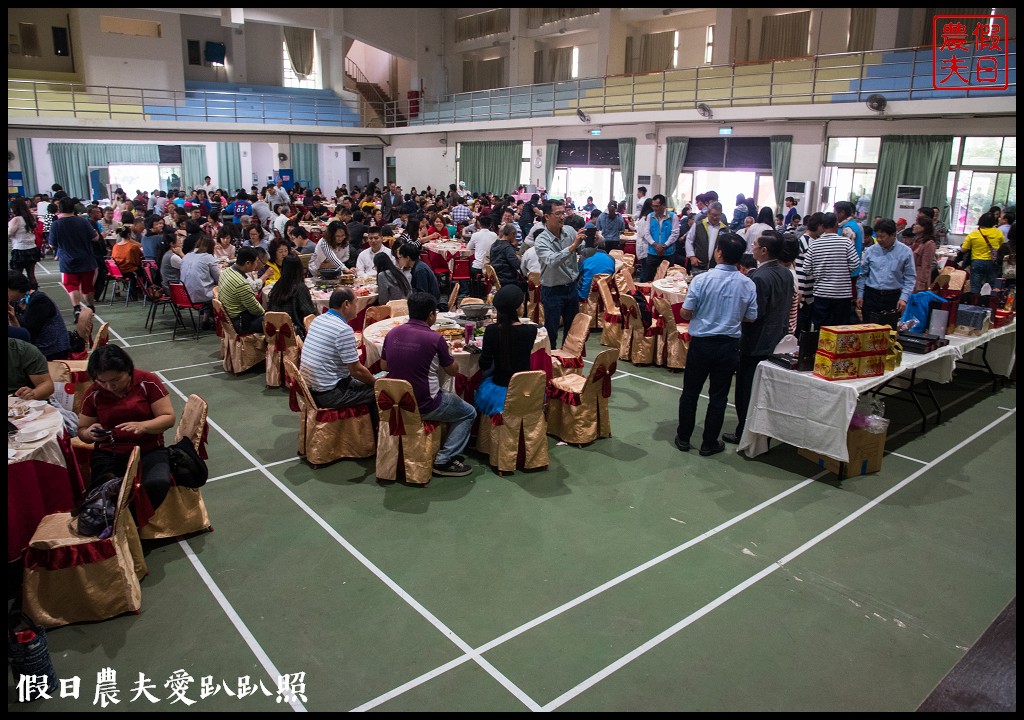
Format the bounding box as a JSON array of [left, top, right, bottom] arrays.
[[8, 43, 1015, 129]]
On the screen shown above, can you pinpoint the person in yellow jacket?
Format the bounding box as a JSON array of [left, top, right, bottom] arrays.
[[960, 212, 1005, 293]]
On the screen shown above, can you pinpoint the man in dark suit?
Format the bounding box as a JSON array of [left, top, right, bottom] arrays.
[[381, 182, 403, 223]]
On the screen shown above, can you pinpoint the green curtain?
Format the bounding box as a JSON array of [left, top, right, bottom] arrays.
[[770, 135, 793, 214], [291, 142, 320, 189], [617, 138, 635, 207], [181, 145, 208, 193], [870, 135, 954, 221], [544, 139, 558, 192], [48, 143, 92, 200], [460, 140, 523, 195], [663, 137, 689, 205], [217, 142, 243, 194], [17, 138, 37, 197], [87, 144, 158, 165]]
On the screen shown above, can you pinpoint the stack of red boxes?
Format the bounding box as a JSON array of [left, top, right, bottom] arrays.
[[813, 324, 892, 381]]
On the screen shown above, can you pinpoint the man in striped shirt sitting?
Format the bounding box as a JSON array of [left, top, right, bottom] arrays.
[[217, 247, 266, 334], [300, 288, 378, 425], [802, 213, 860, 329]]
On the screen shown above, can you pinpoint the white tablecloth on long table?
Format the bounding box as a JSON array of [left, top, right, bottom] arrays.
[[738, 321, 1016, 462]]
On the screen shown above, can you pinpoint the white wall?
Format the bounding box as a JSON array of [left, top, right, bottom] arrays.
[[76, 9, 185, 91], [250, 142, 276, 186], [347, 40, 393, 92]]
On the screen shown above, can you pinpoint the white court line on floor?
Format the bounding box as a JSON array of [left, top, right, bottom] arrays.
[[583, 358, 734, 407], [155, 372, 542, 712], [178, 541, 307, 712], [352, 471, 825, 712], [156, 360, 223, 374], [207, 457, 300, 484], [172, 370, 227, 383], [120, 330, 175, 340], [38, 263, 52, 274], [997, 406, 1015, 412], [121, 338, 181, 348], [886, 384, 990, 444], [886, 451, 928, 465], [541, 408, 1017, 711]]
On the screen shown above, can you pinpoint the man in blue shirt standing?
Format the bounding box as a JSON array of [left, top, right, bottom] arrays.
[[535, 200, 586, 348], [675, 232, 758, 457], [856, 218, 916, 319]]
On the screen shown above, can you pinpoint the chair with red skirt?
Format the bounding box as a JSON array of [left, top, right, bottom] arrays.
[[475, 371, 549, 475], [546, 347, 617, 446], [263, 312, 300, 389], [374, 378, 443, 485]]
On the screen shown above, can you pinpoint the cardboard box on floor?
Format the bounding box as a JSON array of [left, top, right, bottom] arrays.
[[798, 427, 887, 477]]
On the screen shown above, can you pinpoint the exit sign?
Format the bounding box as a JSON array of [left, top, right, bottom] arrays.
[[589, 129, 602, 136], [719, 127, 733, 135]]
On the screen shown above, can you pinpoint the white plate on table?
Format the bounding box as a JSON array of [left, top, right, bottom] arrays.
[[15, 428, 49, 444], [26, 400, 48, 408]]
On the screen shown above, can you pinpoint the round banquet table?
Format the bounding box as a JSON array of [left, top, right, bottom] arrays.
[[299, 222, 327, 242], [651, 276, 689, 306], [423, 241, 470, 264], [8, 397, 86, 561], [360, 315, 553, 403]]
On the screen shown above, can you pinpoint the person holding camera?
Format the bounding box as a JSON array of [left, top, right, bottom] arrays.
[[534, 199, 586, 348]]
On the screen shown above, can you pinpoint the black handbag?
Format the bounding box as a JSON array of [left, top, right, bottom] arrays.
[[8, 613, 58, 701]]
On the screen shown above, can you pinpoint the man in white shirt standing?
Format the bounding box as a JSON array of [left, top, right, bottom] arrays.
[[633, 185, 648, 224], [466, 215, 497, 296], [197, 176, 217, 195], [267, 178, 291, 210], [355, 226, 394, 276]]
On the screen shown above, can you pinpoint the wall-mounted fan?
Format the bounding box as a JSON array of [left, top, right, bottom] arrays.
[[576, 108, 591, 124], [696, 103, 713, 119], [278, 152, 289, 162], [865, 94, 888, 113]]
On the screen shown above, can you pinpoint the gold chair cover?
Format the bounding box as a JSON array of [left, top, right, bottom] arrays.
[[615, 267, 636, 296], [263, 312, 300, 389], [140, 395, 212, 540], [618, 294, 657, 365], [213, 299, 266, 374], [303, 313, 317, 333], [582, 273, 607, 330], [23, 447, 147, 628], [652, 297, 689, 370], [364, 305, 392, 326], [447, 283, 460, 311], [596, 276, 623, 349], [551, 312, 592, 378], [48, 361, 92, 414], [484, 263, 501, 292], [654, 260, 670, 281], [546, 347, 617, 445], [285, 359, 375, 466], [386, 299, 409, 317], [95, 322, 110, 349], [374, 378, 442, 485], [476, 371, 548, 474], [526, 273, 544, 325]]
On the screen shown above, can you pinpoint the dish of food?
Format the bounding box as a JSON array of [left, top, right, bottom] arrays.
[[16, 428, 49, 444]]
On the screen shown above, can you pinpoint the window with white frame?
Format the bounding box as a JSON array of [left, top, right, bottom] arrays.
[[282, 33, 322, 89]]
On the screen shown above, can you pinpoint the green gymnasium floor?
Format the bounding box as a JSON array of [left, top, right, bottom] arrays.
[[8, 257, 1017, 711]]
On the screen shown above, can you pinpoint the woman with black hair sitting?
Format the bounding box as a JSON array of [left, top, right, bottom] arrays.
[[473, 285, 537, 417], [77, 345, 176, 509]]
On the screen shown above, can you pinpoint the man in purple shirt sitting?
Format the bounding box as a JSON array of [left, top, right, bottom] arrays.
[[380, 292, 477, 477]]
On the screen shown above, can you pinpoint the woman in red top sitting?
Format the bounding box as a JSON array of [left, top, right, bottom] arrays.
[[78, 345, 176, 509], [424, 215, 451, 242]]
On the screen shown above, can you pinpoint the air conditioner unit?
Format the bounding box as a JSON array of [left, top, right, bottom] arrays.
[[893, 185, 925, 226], [784, 180, 815, 218]]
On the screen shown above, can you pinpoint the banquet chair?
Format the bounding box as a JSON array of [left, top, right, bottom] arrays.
[[22, 447, 147, 628], [94, 322, 110, 350], [653, 296, 689, 371], [69, 307, 94, 360], [582, 273, 607, 331], [615, 267, 636, 296], [141, 263, 174, 332], [47, 360, 92, 415], [299, 253, 313, 274], [363, 305, 392, 326], [654, 260, 670, 281], [263, 312, 300, 389], [139, 394, 212, 540], [169, 283, 207, 341], [551, 312, 591, 378], [303, 313, 317, 334], [387, 299, 409, 317], [622, 239, 637, 256], [475, 371, 549, 475], [374, 378, 443, 485], [546, 348, 617, 445], [212, 299, 266, 374], [483, 263, 501, 294], [526, 272, 544, 325], [608, 249, 625, 265], [284, 359, 375, 467], [451, 258, 472, 288], [103, 259, 135, 306], [426, 250, 452, 291], [618, 294, 657, 365], [595, 275, 623, 348], [447, 283, 460, 311]]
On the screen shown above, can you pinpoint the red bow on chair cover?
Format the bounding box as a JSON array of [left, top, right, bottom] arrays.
[[287, 377, 302, 412], [69, 370, 92, 384], [316, 405, 370, 423], [264, 321, 293, 352], [604, 311, 622, 324], [377, 391, 418, 436], [214, 309, 227, 337], [528, 284, 543, 322], [556, 356, 585, 369], [490, 413, 504, 426], [621, 303, 639, 325], [592, 363, 616, 397]]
